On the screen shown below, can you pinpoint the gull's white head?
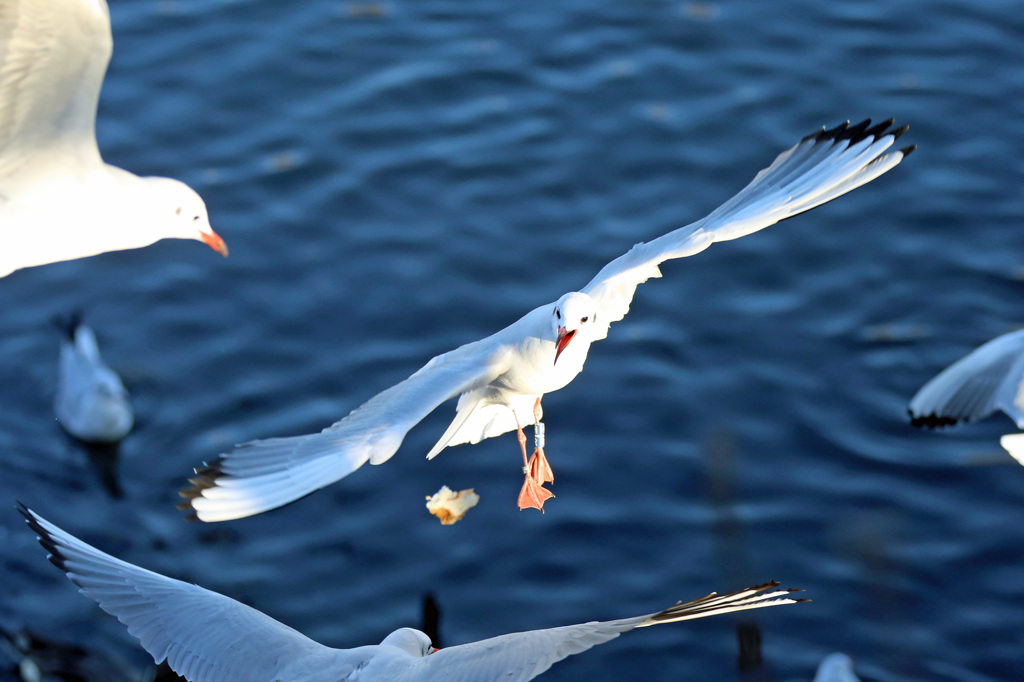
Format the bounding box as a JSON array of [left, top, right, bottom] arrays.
[[380, 628, 435, 657], [551, 292, 598, 365], [142, 177, 228, 256]]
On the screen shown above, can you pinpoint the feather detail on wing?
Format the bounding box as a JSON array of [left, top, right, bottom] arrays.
[[0, 0, 110, 172], [411, 581, 804, 682], [582, 119, 913, 340], [179, 338, 512, 522], [19, 505, 362, 682], [909, 328, 1024, 429]]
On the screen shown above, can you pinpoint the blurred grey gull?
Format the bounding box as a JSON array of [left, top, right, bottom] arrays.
[[54, 313, 133, 443], [909, 328, 1024, 465], [0, 0, 227, 279], [180, 119, 914, 520], [20, 503, 804, 682]]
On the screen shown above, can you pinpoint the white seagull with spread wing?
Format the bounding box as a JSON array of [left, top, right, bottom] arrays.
[[0, 0, 227, 279], [181, 119, 914, 520], [20, 504, 804, 682]]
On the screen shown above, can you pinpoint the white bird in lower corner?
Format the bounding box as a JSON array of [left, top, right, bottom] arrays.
[[54, 314, 133, 443], [19, 504, 805, 682], [812, 653, 862, 682], [909, 328, 1024, 466], [180, 118, 914, 521], [0, 0, 228, 279]]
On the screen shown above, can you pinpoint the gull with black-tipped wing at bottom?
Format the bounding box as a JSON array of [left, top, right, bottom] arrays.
[[20, 504, 804, 682]]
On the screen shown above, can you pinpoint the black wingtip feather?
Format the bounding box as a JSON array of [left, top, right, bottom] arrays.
[[846, 118, 872, 142], [808, 118, 908, 147], [909, 410, 960, 429], [899, 144, 917, 157], [16, 503, 70, 573], [801, 125, 827, 143], [817, 120, 852, 141], [863, 118, 895, 139], [177, 462, 226, 517]]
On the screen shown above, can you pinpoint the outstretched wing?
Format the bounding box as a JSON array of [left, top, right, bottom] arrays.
[[180, 337, 513, 522], [0, 0, 109, 173], [909, 328, 1024, 428], [19, 505, 362, 682], [408, 582, 804, 682], [582, 119, 913, 340]]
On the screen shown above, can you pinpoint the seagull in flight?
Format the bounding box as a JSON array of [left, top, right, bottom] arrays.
[[20, 503, 804, 682], [0, 0, 228, 279], [53, 313, 134, 443], [181, 118, 914, 521], [909, 328, 1024, 465]]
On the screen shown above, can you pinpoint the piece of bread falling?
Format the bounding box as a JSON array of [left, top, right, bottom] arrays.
[[426, 486, 480, 525]]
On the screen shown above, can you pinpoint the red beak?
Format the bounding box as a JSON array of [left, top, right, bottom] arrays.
[[554, 327, 576, 365], [200, 229, 229, 257]]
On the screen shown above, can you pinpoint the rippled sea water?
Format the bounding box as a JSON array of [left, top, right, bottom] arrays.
[[3, 0, 1024, 680]]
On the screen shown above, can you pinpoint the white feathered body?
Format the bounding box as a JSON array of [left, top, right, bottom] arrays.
[[1, 165, 187, 276], [427, 303, 594, 457]]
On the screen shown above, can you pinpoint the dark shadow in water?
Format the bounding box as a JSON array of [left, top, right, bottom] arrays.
[[422, 592, 443, 650], [66, 437, 124, 500], [703, 430, 772, 681]]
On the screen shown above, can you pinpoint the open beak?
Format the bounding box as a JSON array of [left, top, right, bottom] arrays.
[[200, 229, 229, 257], [554, 326, 576, 365]]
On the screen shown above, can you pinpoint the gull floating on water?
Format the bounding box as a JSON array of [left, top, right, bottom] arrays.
[[0, 0, 227, 279], [180, 118, 914, 521], [20, 504, 804, 682], [54, 313, 133, 443], [909, 328, 1024, 465]]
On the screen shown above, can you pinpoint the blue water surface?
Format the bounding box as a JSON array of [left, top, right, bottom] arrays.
[[3, 0, 1024, 680]]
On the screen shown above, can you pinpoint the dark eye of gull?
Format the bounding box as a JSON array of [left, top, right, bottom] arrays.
[[581, 316, 588, 323]]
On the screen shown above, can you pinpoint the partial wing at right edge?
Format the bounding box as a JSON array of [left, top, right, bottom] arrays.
[[909, 329, 1024, 428]]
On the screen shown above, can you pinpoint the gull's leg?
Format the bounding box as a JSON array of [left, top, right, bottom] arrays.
[[527, 397, 554, 485], [517, 419, 530, 469], [516, 407, 554, 511]]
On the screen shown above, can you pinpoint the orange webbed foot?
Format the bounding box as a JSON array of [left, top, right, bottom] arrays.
[[528, 448, 554, 485], [518, 475, 555, 512]]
